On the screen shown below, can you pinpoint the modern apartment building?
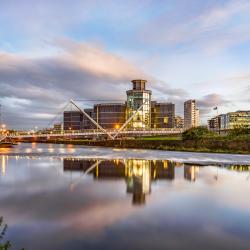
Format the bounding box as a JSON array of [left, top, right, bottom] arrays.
[[184, 100, 200, 129], [207, 116, 220, 130], [174, 115, 184, 128]]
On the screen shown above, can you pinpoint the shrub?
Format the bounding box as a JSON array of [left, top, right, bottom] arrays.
[[182, 127, 215, 140], [228, 126, 250, 137], [0, 217, 11, 250]]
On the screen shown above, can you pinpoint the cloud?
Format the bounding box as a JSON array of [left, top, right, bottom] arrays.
[[0, 40, 147, 128], [197, 93, 229, 108], [140, 0, 250, 53], [0, 37, 192, 129]]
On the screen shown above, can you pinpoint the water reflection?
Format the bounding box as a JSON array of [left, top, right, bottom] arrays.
[[1, 155, 7, 176], [0, 150, 250, 250], [63, 158, 250, 205], [64, 159, 176, 205], [184, 165, 199, 182]]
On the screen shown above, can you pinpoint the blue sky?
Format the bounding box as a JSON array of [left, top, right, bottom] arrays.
[[0, 0, 249, 129]]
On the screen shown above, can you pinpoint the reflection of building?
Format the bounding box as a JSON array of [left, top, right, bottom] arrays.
[[184, 100, 199, 129], [64, 159, 95, 171], [184, 165, 199, 182], [126, 80, 152, 129], [126, 160, 151, 205], [151, 102, 175, 128], [1, 156, 6, 176], [227, 165, 250, 172], [151, 160, 175, 180], [93, 103, 126, 129], [63, 158, 176, 205]]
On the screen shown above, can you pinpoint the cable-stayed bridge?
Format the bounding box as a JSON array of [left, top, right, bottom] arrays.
[[1, 99, 183, 142]]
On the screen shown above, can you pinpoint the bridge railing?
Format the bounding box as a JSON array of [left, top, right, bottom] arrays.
[[8, 128, 184, 139]]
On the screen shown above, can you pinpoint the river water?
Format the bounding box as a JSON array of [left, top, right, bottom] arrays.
[[0, 143, 250, 250]]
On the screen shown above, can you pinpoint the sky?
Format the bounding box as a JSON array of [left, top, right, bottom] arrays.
[[0, 0, 250, 129]]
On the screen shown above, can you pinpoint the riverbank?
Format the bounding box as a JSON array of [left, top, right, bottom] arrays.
[[20, 138, 250, 154], [0, 143, 13, 148]]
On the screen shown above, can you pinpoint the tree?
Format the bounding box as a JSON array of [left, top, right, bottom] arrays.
[[182, 126, 215, 140], [0, 217, 11, 250]]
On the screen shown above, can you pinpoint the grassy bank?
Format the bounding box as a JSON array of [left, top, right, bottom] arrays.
[[18, 127, 250, 154]]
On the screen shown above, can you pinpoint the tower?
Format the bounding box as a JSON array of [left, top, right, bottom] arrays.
[[184, 99, 200, 129], [126, 80, 152, 129]]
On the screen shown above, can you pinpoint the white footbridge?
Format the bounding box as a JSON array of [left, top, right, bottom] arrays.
[[2, 99, 183, 141]]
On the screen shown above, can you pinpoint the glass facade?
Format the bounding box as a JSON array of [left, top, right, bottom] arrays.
[[126, 90, 151, 129], [225, 111, 250, 129], [208, 111, 250, 130]]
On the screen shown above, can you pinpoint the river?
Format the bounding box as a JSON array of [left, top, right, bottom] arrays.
[[0, 143, 250, 250]]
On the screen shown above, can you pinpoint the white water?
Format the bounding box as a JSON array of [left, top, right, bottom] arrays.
[[1, 143, 249, 165]]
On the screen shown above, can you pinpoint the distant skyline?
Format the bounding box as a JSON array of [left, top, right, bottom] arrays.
[[0, 0, 250, 129]]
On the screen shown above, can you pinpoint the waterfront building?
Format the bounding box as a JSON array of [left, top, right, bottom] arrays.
[[151, 102, 175, 128], [219, 114, 227, 130], [184, 100, 200, 129], [93, 103, 126, 129], [53, 123, 63, 132], [63, 111, 84, 130], [208, 110, 250, 130], [82, 108, 94, 129], [208, 116, 220, 130], [64, 79, 181, 131], [126, 79, 152, 129], [174, 115, 184, 129], [224, 110, 250, 129]]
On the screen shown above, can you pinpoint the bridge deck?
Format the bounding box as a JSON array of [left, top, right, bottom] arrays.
[[8, 129, 183, 139]]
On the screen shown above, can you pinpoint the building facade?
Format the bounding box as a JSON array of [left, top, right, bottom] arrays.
[[208, 111, 250, 130], [174, 115, 184, 128], [82, 109, 94, 129], [63, 111, 84, 130], [184, 100, 200, 129], [93, 103, 126, 129], [63, 79, 183, 131], [224, 111, 250, 129], [207, 116, 220, 130], [151, 102, 175, 128], [126, 79, 152, 129]]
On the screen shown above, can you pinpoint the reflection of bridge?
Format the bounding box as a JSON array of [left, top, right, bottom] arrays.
[[0, 135, 7, 142]]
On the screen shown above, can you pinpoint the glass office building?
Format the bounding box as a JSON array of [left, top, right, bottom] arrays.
[[126, 79, 152, 129], [225, 111, 250, 129]]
